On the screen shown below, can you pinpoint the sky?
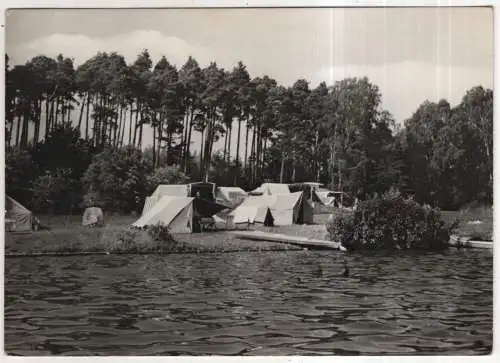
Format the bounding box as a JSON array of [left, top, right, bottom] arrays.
[[4, 7, 494, 152]]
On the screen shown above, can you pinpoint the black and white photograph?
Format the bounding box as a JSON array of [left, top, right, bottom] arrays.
[[2, 1, 495, 357]]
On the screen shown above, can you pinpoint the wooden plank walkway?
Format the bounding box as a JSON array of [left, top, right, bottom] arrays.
[[231, 231, 346, 251]]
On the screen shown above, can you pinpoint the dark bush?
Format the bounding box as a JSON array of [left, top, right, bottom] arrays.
[[326, 189, 457, 251]]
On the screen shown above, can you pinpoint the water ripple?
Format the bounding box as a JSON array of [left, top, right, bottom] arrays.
[[5, 250, 492, 355]]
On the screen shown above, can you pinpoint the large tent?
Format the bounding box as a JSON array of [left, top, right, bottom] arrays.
[[215, 187, 247, 208], [151, 184, 190, 198], [151, 182, 216, 200], [132, 196, 194, 233], [230, 191, 313, 226], [250, 183, 290, 196], [140, 183, 226, 232], [5, 195, 40, 232]]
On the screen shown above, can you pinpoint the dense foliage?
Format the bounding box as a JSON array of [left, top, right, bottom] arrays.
[[326, 190, 457, 251], [5, 51, 493, 213]]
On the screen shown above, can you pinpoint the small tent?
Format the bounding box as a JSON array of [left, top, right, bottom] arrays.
[[215, 187, 247, 208], [229, 205, 274, 226], [250, 183, 290, 196], [5, 196, 40, 232], [82, 207, 104, 227], [132, 196, 194, 233], [231, 191, 311, 226], [289, 183, 324, 204]]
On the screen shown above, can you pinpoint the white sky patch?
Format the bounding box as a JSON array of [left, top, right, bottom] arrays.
[[10, 30, 214, 68], [315, 61, 493, 122]]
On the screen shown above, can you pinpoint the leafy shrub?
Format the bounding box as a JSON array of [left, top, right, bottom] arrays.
[[146, 224, 175, 243], [5, 148, 38, 206], [32, 168, 80, 214], [326, 189, 457, 251], [82, 146, 150, 213]]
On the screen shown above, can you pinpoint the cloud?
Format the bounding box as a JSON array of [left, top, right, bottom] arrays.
[[315, 61, 493, 122], [9, 30, 213, 68]]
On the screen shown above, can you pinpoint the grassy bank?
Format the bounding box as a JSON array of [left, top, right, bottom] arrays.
[[5, 207, 491, 256]]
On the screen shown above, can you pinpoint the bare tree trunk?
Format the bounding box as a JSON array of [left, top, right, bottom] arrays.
[[77, 94, 86, 131], [250, 124, 256, 184], [244, 121, 250, 174], [33, 99, 42, 143], [235, 118, 242, 166], [133, 102, 140, 146], [85, 94, 91, 140], [280, 151, 286, 183], [115, 106, 123, 148], [15, 115, 22, 147], [66, 101, 72, 124], [227, 122, 232, 164], [200, 128, 205, 177], [185, 111, 195, 172], [128, 103, 133, 145], [61, 97, 66, 126], [181, 110, 189, 165], [44, 99, 50, 140], [152, 113, 157, 169], [20, 105, 30, 148]]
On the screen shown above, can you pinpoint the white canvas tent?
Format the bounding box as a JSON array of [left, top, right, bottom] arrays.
[[5, 195, 40, 232], [132, 196, 194, 233], [229, 205, 274, 226], [230, 191, 310, 226], [151, 184, 189, 199], [141, 196, 158, 217], [250, 183, 290, 196], [215, 187, 247, 207]]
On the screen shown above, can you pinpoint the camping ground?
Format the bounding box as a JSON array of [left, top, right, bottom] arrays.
[[4, 206, 492, 256]]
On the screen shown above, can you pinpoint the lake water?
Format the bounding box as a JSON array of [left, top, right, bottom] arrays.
[[4, 249, 493, 355]]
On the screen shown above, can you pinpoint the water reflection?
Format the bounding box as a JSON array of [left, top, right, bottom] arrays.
[[5, 249, 493, 355]]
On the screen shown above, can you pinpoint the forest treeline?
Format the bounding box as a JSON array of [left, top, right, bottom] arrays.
[[4, 51, 493, 214]]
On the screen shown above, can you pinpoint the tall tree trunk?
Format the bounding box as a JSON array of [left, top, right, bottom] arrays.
[[85, 94, 91, 140], [156, 114, 163, 167], [77, 94, 86, 131], [200, 127, 205, 177], [44, 99, 50, 140], [227, 122, 232, 164], [152, 113, 157, 169], [291, 156, 296, 183], [133, 102, 140, 146], [15, 115, 22, 148], [138, 108, 144, 148], [261, 136, 266, 178], [223, 125, 228, 160], [33, 99, 42, 143], [66, 101, 72, 124], [61, 97, 66, 126], [115, 106, 123, 148], [181, 110, 189, 165], [128, 103, 134, 145], [185, 111, 195, 172], [250, 124, 256, 184], [20, 104, 30, 148], [236, 118, 242, 166], [280, 151, 286, 183], [120, 106, 127, 147], [244, 121, 250, 175]]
